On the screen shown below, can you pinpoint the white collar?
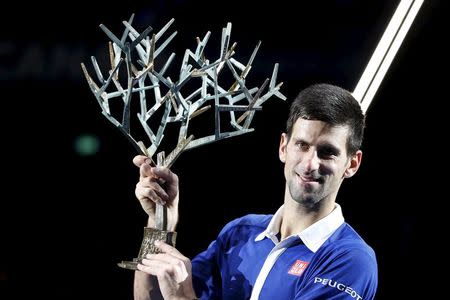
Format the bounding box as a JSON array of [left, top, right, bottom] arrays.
[[255, 203, 345, 253]]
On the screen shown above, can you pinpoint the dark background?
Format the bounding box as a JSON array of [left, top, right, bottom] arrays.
[[1, 0, 444, 299]]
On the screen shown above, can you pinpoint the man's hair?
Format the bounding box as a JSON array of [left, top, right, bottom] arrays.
[[286, 83, 365, 155]]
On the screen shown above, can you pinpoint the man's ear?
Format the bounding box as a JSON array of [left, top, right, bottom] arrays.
[[344, 150, 362, 178], [279, 133, 288, 163]]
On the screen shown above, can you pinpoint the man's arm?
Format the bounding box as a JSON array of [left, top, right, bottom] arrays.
[[134, 270, 162, 300], [132, 155, 181, 299]]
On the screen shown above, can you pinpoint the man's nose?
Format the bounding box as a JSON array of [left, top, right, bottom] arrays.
[[304, 150, 320, 172]]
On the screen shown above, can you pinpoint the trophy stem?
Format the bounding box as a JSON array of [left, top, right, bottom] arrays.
[[118, 152, 176, 270], [155, 202, 167, 230]]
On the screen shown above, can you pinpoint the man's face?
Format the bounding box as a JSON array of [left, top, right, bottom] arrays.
[[279, 118, 361, 208]]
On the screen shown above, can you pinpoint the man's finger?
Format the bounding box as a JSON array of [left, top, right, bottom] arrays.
[[137, 259, 170, 278], [139, 163, 156, 180], [133, 155, 150, 167], [152, 167, 178, 190], [140, 256, 188, 283], [142, 188, 165, 205], [155, 240, 184, 260]]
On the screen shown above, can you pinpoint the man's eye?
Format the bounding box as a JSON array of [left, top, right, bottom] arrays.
[[318, 149, 337, 159], [297, 142, 309, 151]]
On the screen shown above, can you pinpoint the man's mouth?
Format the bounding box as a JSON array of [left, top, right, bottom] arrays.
[[298, 174, 323, 184]]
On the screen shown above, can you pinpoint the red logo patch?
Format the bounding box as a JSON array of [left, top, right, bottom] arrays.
[[288, 260, 309, 276]]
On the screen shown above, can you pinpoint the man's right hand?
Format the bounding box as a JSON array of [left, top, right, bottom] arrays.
[[133, 155, 179, 231]]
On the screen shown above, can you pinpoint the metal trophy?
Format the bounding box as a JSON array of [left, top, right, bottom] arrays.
[[81, 15, 286, 270]]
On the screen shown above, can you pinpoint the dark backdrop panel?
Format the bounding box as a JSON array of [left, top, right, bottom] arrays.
[[1, 1, 444, 299]]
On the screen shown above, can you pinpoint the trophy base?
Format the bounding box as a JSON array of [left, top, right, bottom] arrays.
[[117, 259, 139, 270], [118, 227, 177, 270]]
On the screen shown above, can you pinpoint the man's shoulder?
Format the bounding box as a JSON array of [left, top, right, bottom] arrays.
[[303, 224, 378, 300], [220, 213, 272, 235], [225, 213, 272, 229], [319, 223, 377, 264]]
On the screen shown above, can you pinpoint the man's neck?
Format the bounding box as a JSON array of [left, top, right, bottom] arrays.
[[280, 198, 335, 240]]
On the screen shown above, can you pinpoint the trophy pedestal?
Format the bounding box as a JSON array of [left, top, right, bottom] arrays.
[[118, 227, 177, 270]]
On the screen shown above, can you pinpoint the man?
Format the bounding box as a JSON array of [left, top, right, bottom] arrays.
[[133, 83, 378, 299]]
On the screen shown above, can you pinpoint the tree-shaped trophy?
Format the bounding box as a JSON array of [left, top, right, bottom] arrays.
[[81, 15, 286, 270]]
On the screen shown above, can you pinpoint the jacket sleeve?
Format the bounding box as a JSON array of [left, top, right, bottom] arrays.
[[190, 219, 238, 299], [295, 248, 378, 300], [191, 239, 222, 299]]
